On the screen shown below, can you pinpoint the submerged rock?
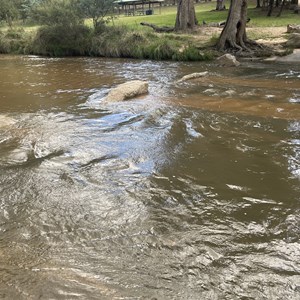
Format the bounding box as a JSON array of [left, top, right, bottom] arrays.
[[221, 89, 236, 96], [0, 115, 16, 128], [103, 80, 149, 102], [177, 71, 209, 83], [217, 54, 240, 67], [7, 148, 28, 164], [203, 88, 218, 95]]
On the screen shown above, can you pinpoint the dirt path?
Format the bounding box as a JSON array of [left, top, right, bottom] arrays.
[[194, 26, 288, 47]]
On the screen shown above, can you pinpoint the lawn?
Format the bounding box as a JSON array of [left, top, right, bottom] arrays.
[[1, 0, 299, 33], [0, 0, 298, 58], [113, 0, 300, 29]]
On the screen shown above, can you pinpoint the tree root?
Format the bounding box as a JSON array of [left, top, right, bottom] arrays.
[[218, 36, 278, 57]]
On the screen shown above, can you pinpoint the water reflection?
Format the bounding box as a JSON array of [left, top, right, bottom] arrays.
[[0, 55, 299, 299]]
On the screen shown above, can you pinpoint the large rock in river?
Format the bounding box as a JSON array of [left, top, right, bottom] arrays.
[[217, 54, 240, 67], [103, 80, 149, 102], [286, 33, 300, 48]]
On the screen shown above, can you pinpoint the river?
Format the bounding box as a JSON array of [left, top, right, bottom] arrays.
[[0, 55, 299, 299]]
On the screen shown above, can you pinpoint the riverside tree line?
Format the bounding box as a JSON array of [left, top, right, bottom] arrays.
[[0, 0, 298, 56]]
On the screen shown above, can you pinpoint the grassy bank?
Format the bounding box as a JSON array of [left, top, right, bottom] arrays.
[[29, 24, 215, 60], [0, 1, 298, 59]]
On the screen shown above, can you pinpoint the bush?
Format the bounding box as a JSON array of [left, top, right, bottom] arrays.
[[0, 28, 31, 54], [30, 24, 92, 56], [0, 32, 11, 53], [30, 0, 83, 26]]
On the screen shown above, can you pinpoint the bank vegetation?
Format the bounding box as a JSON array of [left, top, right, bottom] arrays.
[[0, 0, 299, 60]]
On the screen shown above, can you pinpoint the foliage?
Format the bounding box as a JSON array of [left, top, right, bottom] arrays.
[[0, 28, 31, 53], [31, 0, 83, 26], [0, 0, 20, 26], [0, 0, 298, 59], [30, 23, 91, 56], [19, 0, 38, 22], [76, 0, 115, 30]]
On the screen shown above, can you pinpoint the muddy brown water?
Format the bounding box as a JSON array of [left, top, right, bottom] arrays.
[[0, 55, 299, 299]]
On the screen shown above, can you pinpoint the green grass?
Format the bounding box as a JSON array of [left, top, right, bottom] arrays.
[[88, 26, 215, 61], [247, 8, 300, 27], [1, 0, 299, 33], [113, 0, 300, 28], [0, 0, 299, 58]]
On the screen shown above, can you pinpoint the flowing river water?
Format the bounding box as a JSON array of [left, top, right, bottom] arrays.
[[0, 55, 299, 299]]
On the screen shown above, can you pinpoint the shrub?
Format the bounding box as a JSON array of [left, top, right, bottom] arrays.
[[0, 32, 11, 53], [30, 24, 92, 56], [0, 28, 31, 54]]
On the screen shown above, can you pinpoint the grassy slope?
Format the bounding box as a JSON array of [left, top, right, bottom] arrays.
[[0, 0, 298, 57], [1, 0, 299, 33], [113, 0, 300, 29]]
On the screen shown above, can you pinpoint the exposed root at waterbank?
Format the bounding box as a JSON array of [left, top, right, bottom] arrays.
[[191, 25, 290, 58]]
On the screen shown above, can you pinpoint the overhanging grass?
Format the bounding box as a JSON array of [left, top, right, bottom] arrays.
[[89, 26, 215, 61]]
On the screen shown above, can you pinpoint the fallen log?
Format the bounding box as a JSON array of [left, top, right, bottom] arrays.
[[140, 22, 174, 33], [202, 18, 250, 28], [177, 71, 209, 83], [202, 20, 226, 27]]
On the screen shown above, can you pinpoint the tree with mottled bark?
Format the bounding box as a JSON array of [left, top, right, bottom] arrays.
[[175, 0, 198, 31], [216, 0, 226, 10], [217, 0, 248, 52]]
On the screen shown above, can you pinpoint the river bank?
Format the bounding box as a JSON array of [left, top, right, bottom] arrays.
[[0, 23, 295, 61], [0, 24, 214, 60]]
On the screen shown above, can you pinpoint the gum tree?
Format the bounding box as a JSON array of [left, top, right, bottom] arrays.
[[175, 0, 198, 31], [217, 0, 248, 52], [0, 0, 19, 26], [76, 0, 115, 30], [31, 0, 83, 26]]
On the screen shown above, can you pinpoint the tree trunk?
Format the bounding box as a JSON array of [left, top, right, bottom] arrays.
[[216, 0, 226, 10], [277, 0, 286, 17], [267, 0, 274, 16], [256, 0, 261, 8], [217, 0, 248, 51], [175, 0, 197, 31]]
